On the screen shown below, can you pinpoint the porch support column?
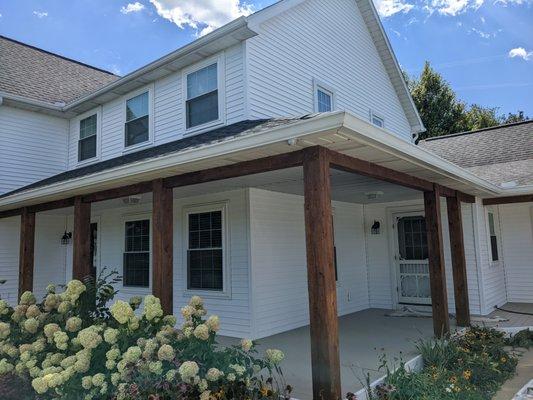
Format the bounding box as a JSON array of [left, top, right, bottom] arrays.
[[424, 185, 450, 337], [152, 179, 173, 315], [446, 195, 471, 326], [303, 146, 341, 400], [72, 197, 92, 280], [18, 208, 35, 299]]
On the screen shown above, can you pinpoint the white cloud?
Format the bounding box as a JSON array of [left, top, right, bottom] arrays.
[[33, 11, 48, 18], [469, 27, 496, 38], [495, 0, 532, 5], [423, 0, 484, 16], [149, 0, 253, 36], [374, 0, 415, 17], [120, 2, 145, 14], [508, 47, 532, 60]]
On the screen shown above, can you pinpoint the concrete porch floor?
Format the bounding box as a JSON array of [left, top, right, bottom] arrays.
[[221, 308, 447, 399], [484, 303, 533, 328]]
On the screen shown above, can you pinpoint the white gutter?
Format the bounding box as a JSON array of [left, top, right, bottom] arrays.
[[0, 91, 64, 111]]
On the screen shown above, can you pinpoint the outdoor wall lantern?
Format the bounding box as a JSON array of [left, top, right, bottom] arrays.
[[61, 231, 72, 245], [371, 220, 381, 235]]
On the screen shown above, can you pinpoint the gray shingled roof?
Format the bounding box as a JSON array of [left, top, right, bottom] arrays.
[[0, 115, 317, 200], [0, 35, 119, 104], [419, 120, 533, 187]]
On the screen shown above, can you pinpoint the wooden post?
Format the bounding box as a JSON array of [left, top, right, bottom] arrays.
[[424, 186, 450, 337], [18, 208, 35, 299], [447, 196, 471, 326], [72, 197, 92, 281], [152, 179, 173, 315], [303, 146, 341, 400]]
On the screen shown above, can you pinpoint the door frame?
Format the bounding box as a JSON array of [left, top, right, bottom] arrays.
[[387, 205, 430, 309]]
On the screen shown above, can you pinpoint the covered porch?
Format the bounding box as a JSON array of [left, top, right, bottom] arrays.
[[0, 112, 500, 399]]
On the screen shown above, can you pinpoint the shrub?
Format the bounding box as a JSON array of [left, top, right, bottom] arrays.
[[0, 276, 289, 399], [366, 327, 518, 400]]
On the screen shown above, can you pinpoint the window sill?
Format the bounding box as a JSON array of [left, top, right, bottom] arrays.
[[184, 119, 225, 136], [182, 289, 231, 300], [76, 156, 100, 168], [122, 140, 153, 154]]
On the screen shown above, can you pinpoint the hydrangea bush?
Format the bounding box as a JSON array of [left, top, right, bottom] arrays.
[[0, 278, 289, 400]]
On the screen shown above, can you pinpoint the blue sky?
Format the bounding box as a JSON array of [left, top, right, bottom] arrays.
[[0, 0, 531, 116]]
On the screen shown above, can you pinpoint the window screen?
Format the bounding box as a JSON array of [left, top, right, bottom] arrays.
[[125, 92, 149, 147], [186, 63, 219, 129], [398, 216, 428, 260], [488, 212, 499, 261], [78, 114, 97, 161], [123, 219, 150, 287], [187, 210, 223, 290], [317, 88, 332, 112]]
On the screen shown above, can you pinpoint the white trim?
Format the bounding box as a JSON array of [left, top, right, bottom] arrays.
[[313, 79, 335, 113], [181, 201, 231, 299], [121, 212, 153, 293], [75, 107, 102, 166], [182, 54, 226, 135], [122, 84, 155, 154]]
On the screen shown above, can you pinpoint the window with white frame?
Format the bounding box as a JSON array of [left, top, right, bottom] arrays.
[[125, 92, 149, 147], [123, 219, 150, 287], [371, 112, 384, 128], [186, 63, 219, 129], [78, 114, 97, 162], [187, 209, 224, 291], [316, 86, 333, 113], [487, 210, 500, 262]]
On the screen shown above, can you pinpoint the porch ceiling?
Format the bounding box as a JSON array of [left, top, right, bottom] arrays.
[[0, 111, 500, 213]]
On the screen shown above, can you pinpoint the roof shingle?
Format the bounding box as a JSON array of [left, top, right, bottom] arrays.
[[0, 35, 119, 104]]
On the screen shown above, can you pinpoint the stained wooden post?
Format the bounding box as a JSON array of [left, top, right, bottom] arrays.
[[72, 197, 92, 281], [424, 185, 450, 337], [447, 195, 471, 327], [303, 146, 341, 400], [152, 179, 173, 315], [18, 208, 35, 299]]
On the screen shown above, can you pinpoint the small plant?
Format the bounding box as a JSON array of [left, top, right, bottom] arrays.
[[506, 329, 533, 349]]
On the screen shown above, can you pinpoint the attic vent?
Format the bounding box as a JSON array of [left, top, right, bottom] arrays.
[[122, 195, 142, 205]]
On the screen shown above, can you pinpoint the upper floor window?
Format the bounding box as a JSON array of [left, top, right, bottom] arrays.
[[314, 82, 334, 113], [371, 111, 385, 128], [186, 63, 219, 129], [78, 114, 97, 162], [123, 218, 150, 287], [487, 210, 500, 262], [125, 91, 149, 147]]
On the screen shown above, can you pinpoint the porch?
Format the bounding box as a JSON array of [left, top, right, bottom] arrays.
[[221, 308, 444, 399], [0, 112, 499, 399]]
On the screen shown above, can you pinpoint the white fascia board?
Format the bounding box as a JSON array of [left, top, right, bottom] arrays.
[[0, 112, 345, 210], [341, 113, 502, 195]]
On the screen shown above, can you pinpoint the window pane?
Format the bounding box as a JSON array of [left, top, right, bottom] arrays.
[[80, 114, 97, 139], [317, 89, 332, 112], [488, 212, 496, 235], [186, 90, 219, 128], [125, 115, 149, 147], [187, 211, 223, 290], [398, 216, 428, 260], [372, 115, 384, 128], [187, 63, 217, 100], [490, 236, 499, 261], [125, 220, 150, 252], [78, 135, 97, 161], [124, 253, 149, 287], [126, 92, 149, 122]]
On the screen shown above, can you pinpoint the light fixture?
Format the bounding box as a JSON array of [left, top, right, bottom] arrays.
[[287, 138, 298, 146], [122, 195, 142, 205], [371, 220, 381, 235], [61, 231, 72, 245], [364, 191, 384, 200]]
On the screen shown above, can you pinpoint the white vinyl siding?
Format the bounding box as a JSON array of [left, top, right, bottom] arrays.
[[0, 106, 68, 195], [246, 0, 412, 141], [249, 189, 368, 339], [67, 44, 245, 169]]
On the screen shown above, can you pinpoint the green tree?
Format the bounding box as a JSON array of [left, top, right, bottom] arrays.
[[407, 62, 467, 140], [463, 104, 500, 131], [502, 110, 529, 124]]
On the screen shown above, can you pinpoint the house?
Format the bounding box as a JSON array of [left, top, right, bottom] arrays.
[[0, 0, 532, 398]]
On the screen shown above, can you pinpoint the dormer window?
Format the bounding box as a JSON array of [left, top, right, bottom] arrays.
[[78, 114, 97, 162], [125, 91, 149, 147], [186, 62, 219, 129]]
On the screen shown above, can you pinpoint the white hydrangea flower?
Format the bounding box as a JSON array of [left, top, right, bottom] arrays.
[[178, 361, 199, 381]]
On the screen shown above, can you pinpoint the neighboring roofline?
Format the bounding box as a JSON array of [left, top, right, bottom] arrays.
[[0, 111, 504, 211], [422, 119, 533, 142], [0, 34, 119, 77]]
